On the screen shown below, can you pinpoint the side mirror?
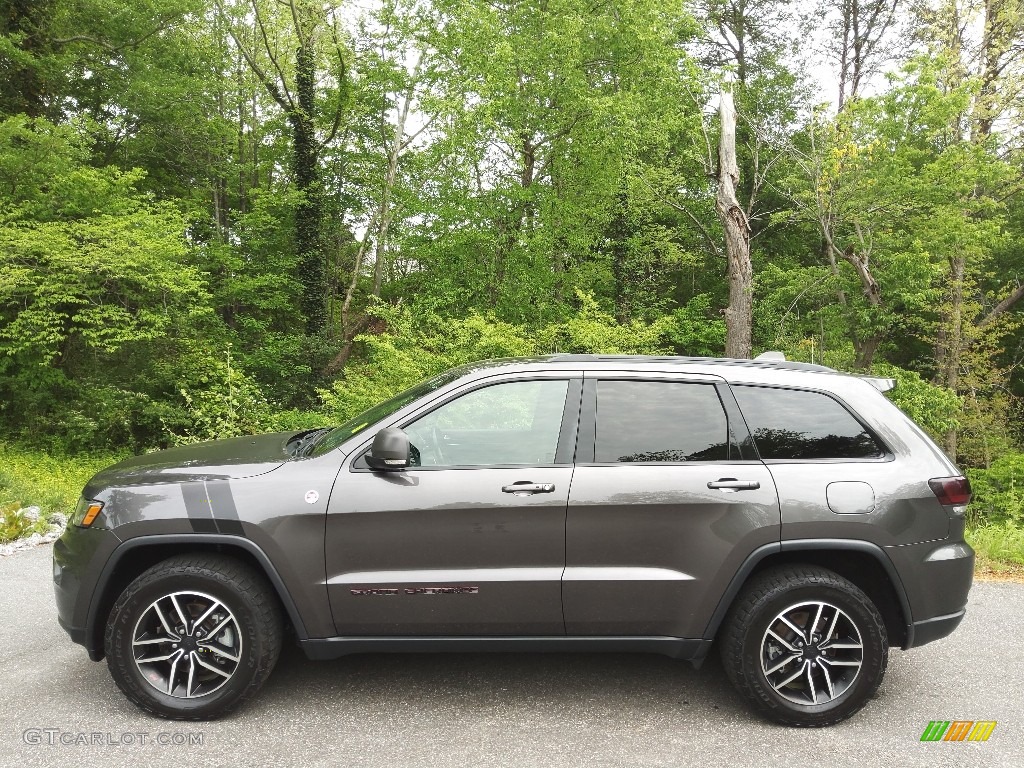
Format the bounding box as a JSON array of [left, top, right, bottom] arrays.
[[365, 427, 411, 471]]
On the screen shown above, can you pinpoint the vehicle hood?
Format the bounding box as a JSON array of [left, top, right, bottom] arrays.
[[86, 431, 300, 491]]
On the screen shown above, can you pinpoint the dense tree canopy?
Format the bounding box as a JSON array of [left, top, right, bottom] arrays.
[[0, 0, 1022, 469]]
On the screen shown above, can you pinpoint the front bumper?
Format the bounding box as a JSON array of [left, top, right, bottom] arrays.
[[910, 609, 967, 648], [53, 525, 121, 660]]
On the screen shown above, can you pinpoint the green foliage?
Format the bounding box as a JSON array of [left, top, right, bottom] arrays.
[[0, 442, 122, 520], [872, 363, 962, 445], [319, 295, 674, 422], [0, 503, 35, 544], [0, 1, 1022, 476], [667, 295, 728, 357], [967, 453, 1024, 527], [167, 349, 275, 445], [0, 116, 212, 450], [967, 521, 1024, 567]]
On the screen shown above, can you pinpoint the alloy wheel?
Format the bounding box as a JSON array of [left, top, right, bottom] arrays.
[[131, 591, 242, 699], [760, 600, 864, 706]]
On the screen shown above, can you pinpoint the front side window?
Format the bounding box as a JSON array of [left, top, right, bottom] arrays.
[[732, 385, 885, 460], [404, 379, 570, 467], [594, 380, 730, 463]]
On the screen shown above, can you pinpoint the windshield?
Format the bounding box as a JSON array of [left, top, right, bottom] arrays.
[[310, 369, 465, 456]]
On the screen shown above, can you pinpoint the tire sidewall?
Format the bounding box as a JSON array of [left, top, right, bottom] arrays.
[[738, 582, 887, 725], [106, 569, 266, 719]]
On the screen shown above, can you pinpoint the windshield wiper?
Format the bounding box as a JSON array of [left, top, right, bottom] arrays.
[[287, 428, 331, 457]]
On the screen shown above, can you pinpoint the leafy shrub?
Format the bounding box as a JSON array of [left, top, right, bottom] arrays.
[[666, 294, 727, 357], [871, 363, 961, 445], [967, 452, 1024, 526], [167, 349, 274, 445], [0, 503, 34, 544], [534, 291, 674, 355], [264, 409, 331, 433], [319, 294, 675, 423]]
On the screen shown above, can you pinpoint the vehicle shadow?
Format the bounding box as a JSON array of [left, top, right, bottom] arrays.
[[256, 641, 748, 720]]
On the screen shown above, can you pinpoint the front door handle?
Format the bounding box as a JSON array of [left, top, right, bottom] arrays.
[[502, 482, 556, 495], [707, 478, 761, 491]]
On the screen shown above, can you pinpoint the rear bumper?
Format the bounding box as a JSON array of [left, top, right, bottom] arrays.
[[886, 539, 974, 649]]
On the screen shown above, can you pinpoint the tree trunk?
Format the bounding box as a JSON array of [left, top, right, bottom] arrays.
[[292, 43, 327, 336], [836, 244, 883, 369], [936, 255, 966, 458], [715, 87, 753, 359], [0, 0, 53, 118], [324, 72, 416, 376]]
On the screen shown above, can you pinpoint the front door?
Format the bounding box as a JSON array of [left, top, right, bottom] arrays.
[[326, 375, 581, 636]]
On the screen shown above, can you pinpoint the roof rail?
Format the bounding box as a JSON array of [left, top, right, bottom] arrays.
[[543, 353, 835, 373]]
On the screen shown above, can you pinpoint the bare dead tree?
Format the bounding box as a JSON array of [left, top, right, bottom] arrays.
[[716, 85, 754, 359], [830, 0, 901, 111]]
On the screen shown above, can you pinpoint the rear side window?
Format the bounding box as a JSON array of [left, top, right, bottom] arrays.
[[732, 385, 884, 460], [595, 380, 730, 462]]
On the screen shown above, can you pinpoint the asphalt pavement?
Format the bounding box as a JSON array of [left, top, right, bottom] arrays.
[[1, 544, 1021, 768]]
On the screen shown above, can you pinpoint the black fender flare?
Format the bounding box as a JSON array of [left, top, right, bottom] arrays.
[[701, 538, 915, 648], [85, 534, 310, 659]]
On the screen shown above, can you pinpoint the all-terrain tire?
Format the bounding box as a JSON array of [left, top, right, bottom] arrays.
[[104, 554, 284, 720], [719, 565, 888, 727]]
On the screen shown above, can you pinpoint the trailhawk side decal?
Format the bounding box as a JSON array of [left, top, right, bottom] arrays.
[[350, 586, 480, 596]]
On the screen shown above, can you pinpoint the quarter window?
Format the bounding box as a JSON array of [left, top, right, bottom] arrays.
[[732, 385, 884, 460], [594, 380, 730, 462], [404, 379, 570, 467]]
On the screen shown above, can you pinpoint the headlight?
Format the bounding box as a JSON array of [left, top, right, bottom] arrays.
[[71, 498, 105, 528]]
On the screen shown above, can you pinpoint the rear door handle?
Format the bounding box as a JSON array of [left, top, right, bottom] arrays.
[[707, 478, 761, 491], [502, 482, 556, 495]]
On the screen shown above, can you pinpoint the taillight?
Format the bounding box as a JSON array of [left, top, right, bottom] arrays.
[[928, 476, 972, 506]]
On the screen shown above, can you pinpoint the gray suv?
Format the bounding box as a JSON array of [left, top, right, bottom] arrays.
[[53, 354, 974, 726]]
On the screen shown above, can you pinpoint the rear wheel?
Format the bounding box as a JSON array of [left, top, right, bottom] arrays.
[[104, 554, 283, 720], [719, 565, 888, 727]]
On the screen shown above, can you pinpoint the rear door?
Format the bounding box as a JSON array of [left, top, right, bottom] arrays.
[[563, 373, 780, 638]]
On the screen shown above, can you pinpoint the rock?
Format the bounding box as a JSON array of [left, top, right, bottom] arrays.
[[47, 511, 67, 528], [20, 506, 40, 522]]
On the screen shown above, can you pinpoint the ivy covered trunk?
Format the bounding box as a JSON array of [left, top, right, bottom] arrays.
[[291, 43, 327, 336]]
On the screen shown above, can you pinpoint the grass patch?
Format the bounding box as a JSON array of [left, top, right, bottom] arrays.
[[0, 443, 124, 541], [967, 520, 1024, 574]]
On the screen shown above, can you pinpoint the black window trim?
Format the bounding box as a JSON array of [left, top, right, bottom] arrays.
[[348, 374, 584, 472], [728, 382, 894, 464], [576, 376, 760, 467]]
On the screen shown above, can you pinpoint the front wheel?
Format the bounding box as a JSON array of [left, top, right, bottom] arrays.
[[719, 565, 889, 727], [104, 554, 284, 720]]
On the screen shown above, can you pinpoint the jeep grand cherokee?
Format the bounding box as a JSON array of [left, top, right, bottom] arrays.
[[53, 354, 974, 726]]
